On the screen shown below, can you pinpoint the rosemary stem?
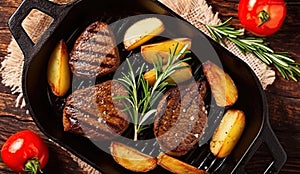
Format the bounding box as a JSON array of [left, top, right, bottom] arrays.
[[134, 128, 138, 141], [205, 18, 300, 81], [118, 44, 191, 140]]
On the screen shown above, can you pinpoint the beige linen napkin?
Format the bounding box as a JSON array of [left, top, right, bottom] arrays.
[[0, 0, 275, 173]]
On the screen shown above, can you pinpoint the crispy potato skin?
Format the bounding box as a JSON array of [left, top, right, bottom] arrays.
[[110, 142, 157, 172], [202, 60, 238, 107], [157, 152, 208, 174], [144, 62, 193, 86], [141, 38, 191, 64], [210, 109, 246, 158], [47, 40, 71, 97]]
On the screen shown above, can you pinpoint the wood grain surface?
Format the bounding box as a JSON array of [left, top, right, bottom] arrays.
[[0, 0, 299, 173]]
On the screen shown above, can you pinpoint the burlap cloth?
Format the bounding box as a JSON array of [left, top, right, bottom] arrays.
[[0, 0, 275, 173]]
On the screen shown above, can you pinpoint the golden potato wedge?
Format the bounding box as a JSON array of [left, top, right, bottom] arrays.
[[141, 38, 191, 64], [202, 60, 238, 107], [123, 17, 165, 51], [110, 141, 157, 172], [157, 152, 208, 174], [47, 39, 71, 96], [210, 109, 246, 158], [143, 62, 193, 86]]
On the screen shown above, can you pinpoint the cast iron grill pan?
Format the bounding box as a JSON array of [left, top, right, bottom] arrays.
[[8, 0, 287, 173]]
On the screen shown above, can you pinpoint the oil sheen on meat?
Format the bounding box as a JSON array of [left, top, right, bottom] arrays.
[[69, 21, 120, 78], [154, 81, 208, 156], [62, 80, 129, 140]]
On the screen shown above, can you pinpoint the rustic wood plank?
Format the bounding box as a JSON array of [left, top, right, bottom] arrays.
[[0, 0, 299, 173], [208, 0, 300, 97], [0, 117, 84, 173], [0, 93, 30, 120], [0, 1, 17, 61], [267, 95, 300, 130], [0, 0, 84, 173], [207, 0, 300, 173]]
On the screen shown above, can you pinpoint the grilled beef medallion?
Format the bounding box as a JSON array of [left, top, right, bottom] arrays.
[[154, 81, 208, 156], [62, 80, 129, 140], [69, 21, 120, 78]]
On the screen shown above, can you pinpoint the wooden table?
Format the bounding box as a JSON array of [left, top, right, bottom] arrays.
[[0, 0, 299, 173]]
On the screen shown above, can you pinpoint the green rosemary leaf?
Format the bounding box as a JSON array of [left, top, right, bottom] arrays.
[[251, 42, 274, 53], [253, 51, 272, 65], [150, 90, 165, 107], [274, 53, 295, 63], [205, 25, 218, 41], [214, 27, 233, 38], [289, 75, 298, 82], [218, 26, 235, 31], [217, 17, 233, 27], [274, 64, 288, 78], [118, 77, 131, 89], [265, 53, 289, 67], [205, 17, 300, 81], [139, 109, 156, 126], [116, 43, 190, 140], [227, 37, 244, 51], [137, 125, 151, 133], [286, 68, 294, 77], [292, 66, 300, 75]]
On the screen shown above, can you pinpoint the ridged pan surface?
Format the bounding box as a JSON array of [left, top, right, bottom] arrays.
[[10, 0, 286, 173]]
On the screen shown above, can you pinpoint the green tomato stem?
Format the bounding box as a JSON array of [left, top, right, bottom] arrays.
[[258, 10, 270, 27], [23, 158, 41, 174]]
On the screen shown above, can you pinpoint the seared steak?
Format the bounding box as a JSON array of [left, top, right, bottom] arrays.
[[69, 21, 120, 78], [153, 81, 208, 156], [63, 80, 129, 140]]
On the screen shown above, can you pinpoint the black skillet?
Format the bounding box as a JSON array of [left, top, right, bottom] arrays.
[[8, 0, 286, 173]]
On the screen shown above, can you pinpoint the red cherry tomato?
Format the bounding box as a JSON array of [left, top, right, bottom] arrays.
[[238, 0, 287, 36], [1, 130, 49, 174]]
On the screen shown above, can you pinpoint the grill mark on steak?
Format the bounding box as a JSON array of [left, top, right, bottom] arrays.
[[86, 37, 109, 46], [87, 28, 107, 34], [63, 105, 121, 139], [70, 57, 117, 78], [63, 80, 129, 140], [154, 81, 208, 156], [73, 49, 117, 59], [69, 21, 120, 79], [63, 107, 120, 140], [71, 54, 117, 67], [64, 102, 127, 134]]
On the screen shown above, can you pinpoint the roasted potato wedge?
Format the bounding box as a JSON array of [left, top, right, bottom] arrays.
[[157, 152, 208, 174], [47, 39, 71, 96], [144, 62, 193, 86], [210, 109, 246, 158], [141, 38, 191, 64], [202, 60, 238, 107], [123, 17, 165, 51], [110, 141, 157, 172]]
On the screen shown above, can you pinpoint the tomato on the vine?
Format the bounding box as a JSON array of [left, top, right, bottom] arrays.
[[1, 130, 49, 174], [238, 0, 287, 36]]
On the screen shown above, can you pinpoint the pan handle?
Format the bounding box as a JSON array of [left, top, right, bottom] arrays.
[[260, 124, 287, 173], [8, 0, 72, 59], [234, 122, 287, 174]]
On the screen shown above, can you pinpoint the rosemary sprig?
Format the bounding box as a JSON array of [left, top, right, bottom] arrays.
[[116, 44, 190, 141], [205, 17, 300, 81]]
